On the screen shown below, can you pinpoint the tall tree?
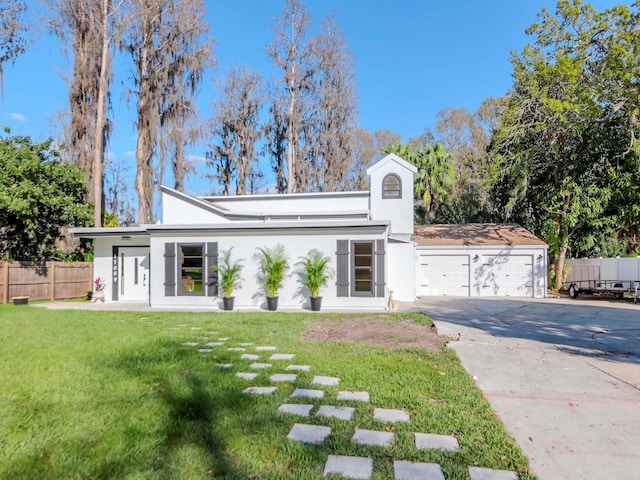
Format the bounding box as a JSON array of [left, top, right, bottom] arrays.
[[0, 0, 27, 97], [207, 67, 263, 195], [308, 17, 358, 192], [489, 0, 640, 290], [50, 0, 119, 227], [266, 0, 316, 193], [349, 128, 401, 190], [124, 0, 213, 222]]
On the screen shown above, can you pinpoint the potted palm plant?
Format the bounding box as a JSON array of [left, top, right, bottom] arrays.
[[256, 244, 289, 311], [298, 249, 334, 311], [212, 247, 244, 311]]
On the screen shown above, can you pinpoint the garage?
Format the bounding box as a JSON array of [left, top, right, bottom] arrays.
[[418, 254, 469, 296], [480, 254, 533, 297], [413, 224, 548, 298]]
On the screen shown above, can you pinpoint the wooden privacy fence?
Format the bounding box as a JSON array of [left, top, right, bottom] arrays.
[[0, 261, 93, 303]]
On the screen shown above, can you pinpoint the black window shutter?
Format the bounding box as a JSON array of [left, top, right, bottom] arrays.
[[336, 240, 349, 297], [375, 239, 385, 297], [206, 242, 219, 296], [164, 243, 176, 296]]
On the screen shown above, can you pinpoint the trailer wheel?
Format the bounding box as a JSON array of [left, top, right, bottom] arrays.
[[614, 292, 624, 300], [569, 284, 579, 299]]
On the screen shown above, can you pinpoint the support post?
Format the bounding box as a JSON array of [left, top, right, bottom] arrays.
[[50, 262, 56, 301], [2, 262, 8, 304]]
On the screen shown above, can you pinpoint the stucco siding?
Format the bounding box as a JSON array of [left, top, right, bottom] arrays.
[[387, 242, 415, 302], [368, 158, 415, 236], [149, 229, 387, 310], [162, 192, 230, 224]]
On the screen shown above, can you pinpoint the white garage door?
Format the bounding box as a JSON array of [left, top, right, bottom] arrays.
[[419, 255, 470, 296], [481, 255, 533, 297]]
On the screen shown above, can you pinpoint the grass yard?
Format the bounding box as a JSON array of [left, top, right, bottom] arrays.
[[0, 305, 535, 479]]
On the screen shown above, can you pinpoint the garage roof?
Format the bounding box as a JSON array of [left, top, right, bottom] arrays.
[[413, 223, 547, 247]]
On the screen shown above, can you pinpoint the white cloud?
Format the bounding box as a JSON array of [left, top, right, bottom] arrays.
[[10, 113, 26, 122], [125, 150, 136, 157]]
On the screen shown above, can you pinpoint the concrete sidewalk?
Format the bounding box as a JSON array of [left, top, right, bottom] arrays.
[[410, 297, 640, 480]]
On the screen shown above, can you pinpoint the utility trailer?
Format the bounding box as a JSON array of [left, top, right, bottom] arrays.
[[565, 279, 640, 303]]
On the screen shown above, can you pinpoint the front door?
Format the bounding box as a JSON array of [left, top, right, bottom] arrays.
[[119, 247, 150, 302]]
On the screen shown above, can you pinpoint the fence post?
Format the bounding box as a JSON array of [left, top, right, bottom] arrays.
[[2, 262, 8, 304], [50, 262, 56, 301]]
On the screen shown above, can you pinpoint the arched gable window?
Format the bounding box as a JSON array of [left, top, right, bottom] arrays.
[[382, 173, 401, 199]]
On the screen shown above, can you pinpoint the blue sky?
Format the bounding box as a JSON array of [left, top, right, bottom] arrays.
[[1, 0, 628, 197]]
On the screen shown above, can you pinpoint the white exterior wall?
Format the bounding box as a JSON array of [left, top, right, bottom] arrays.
[[368, 159, 415, 237], [387, 242, 415, 302], [416, 245, 548, 298], [149, 229, 387, 310], [162, 192, 229, 224], [206, 193, 369, 215], [92, 236, 151, 302]]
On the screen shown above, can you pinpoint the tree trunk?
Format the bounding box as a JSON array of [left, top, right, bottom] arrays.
[[555, 240, 568, 291], [92, 0, 111, 227]]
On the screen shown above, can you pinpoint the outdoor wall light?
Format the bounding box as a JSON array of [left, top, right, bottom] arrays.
[[121, 235, 131, 241], [537, 254, 543, 262], [473, 254, 479, 262]]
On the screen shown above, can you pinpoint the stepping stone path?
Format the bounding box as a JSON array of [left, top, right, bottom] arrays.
[[286, 364, 310, 371], [352, 429, 394, 447], [243, 386, 276, 395], [312, 375, 340, 386], [415, 433, 459, 452], [287, 423, 331, 445], [374, 408, 410, 423], [337, 391, 369, 402], [269, 353, 294, 360], [270, 373, 297, 382], [291, 388, 324, 399], [317, 405, 354, 421], [323, 455, 372, 480], [278, 404, 313, 417], [179, 335, 520, 480], [394, 461, 445, 480], [249, 362, 272, 369]]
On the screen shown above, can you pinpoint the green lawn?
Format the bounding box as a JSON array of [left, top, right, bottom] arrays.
[[0, 305, 535, 479]]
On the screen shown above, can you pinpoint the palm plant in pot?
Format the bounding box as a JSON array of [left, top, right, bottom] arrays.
[[298, 249, 334, 311], [212, 247, 244, 311], [256, 243, 289, 311]]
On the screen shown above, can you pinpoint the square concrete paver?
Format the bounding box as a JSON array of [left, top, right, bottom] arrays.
[[337, 391, 369, 402], [197, 349, 212, 353], [269, 353, 295, 360], [287, 423, 331, 445], [278, 404, 313, 417], [243, 386, 276, 395], [215, 363, 233, 369], [414, 433, 459, 452], [205, 342, 224, 347], [238, 342, 254, 346], [394, 461, 445, 480], [468, 467, 520, 480], [236, 372, 258, 380], [270, 373, 298, 382], [323, 455, 373, 479], [227, 347, 245, 352], [241, 353, 260, 360], [352, 429, 395, 447], [312, 375, 340, 386], [291, 388, 324, 399], [218, 337, 230, 341], [256, 346, 277, 351], [374, 408, 410, 423], [182, 342, 198, 346], [286, 364, 310, 371], [317, 405, 354, 421], [250, 363, 272, 369]]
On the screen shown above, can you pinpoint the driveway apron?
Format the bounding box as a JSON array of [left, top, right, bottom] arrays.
[[410, 296, 640, 480]]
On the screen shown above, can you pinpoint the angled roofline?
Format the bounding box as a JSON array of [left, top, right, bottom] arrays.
[[366, 153, 418, 175], [201, 190, 370, 202]]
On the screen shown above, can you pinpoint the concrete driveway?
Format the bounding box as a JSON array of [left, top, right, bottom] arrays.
[[405, 296, 640, 480]]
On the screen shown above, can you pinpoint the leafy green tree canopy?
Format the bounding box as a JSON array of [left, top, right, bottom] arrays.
[[0, 132, 92, 260]]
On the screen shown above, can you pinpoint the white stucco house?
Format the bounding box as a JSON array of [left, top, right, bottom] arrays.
[[72, 154, 548, 310]]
